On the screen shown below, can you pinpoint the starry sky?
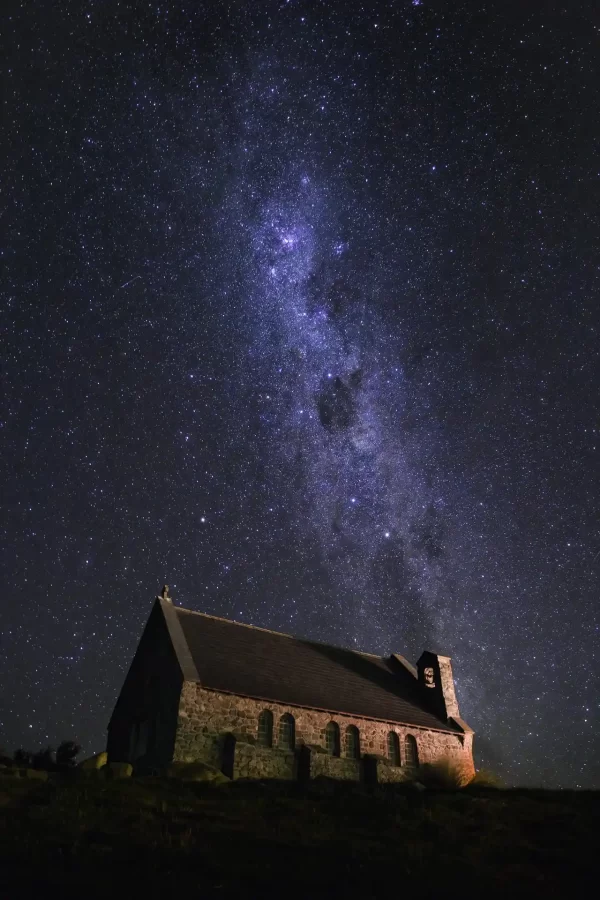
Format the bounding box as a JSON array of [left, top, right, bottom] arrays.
[[2, 0, 599, 788]]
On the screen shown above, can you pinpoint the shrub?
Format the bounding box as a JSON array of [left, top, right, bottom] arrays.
[[12, 740, 82, 773], [0, 749, 12, 767], [13, 749, 32, 767], [466, 768, 503, 789], [416, 758, 471, 790], [32, 747, 55, 771], [56, 740, 82, 770]]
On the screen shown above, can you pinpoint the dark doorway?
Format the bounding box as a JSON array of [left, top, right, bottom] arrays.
[[362, 754, 378, 787], [297, 745, 311, 784], [222, 733, 236, 779]]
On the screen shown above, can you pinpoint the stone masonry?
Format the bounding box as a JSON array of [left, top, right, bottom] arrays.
[[174, 682, 474, 782]]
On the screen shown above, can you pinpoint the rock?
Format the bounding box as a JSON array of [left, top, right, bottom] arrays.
[[80, 752, 108, 771], [167, 761, 230, 784], [0, 767, 49, 780], [107, 762, 133, 779]]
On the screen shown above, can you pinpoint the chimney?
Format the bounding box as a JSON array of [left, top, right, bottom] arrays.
[[417, 651, 460, 723]]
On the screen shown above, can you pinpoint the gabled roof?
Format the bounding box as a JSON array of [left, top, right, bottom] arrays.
[[159, 599, 460, 733]]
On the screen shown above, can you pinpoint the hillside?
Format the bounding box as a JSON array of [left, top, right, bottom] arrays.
[[0, 775, 596, 897]]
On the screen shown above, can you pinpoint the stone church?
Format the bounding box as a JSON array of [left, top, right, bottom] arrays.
[[107, 587, 475, 783]]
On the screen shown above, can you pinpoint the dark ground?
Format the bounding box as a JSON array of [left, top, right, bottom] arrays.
[[0, 774, 596, 898]]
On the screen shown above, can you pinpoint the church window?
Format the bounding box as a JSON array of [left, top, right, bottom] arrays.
[[257, 709, 273, 747], [345, 725, 360, 760], [325, 721, 340, 756], [279, 713, 295, 750], [404, 734, 419, 768], [387, 731, 400, 766]]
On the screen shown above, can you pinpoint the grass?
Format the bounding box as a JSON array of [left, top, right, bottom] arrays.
[[0, 774, 596, 897]]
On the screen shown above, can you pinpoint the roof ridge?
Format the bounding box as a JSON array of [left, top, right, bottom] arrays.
[[174, 604, 387, 661]]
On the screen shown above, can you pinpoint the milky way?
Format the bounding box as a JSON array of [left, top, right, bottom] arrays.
[[239, 171, 445, 649], [2, 1, 599, 787]]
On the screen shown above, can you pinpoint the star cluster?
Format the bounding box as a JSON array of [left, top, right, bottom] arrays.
[[2, 0, 599, 787]]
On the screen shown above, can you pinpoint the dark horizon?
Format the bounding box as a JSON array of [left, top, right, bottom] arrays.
[[2, 0, 599, 788]]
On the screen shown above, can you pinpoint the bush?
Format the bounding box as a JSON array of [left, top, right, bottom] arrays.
[[466, 768, 503, 789], [13, 749, 32, 767], [11, 740, 82, 773], [56, 740, 82, 769], [0, 749, 13, 767], [416, 758, 472, 790], [32, 747, 56, 770]]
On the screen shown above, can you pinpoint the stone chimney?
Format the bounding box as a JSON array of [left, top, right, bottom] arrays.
[[417, 651, 460, 723]]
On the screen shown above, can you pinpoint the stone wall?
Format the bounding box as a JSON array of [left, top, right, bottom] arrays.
[[310, 751, 361, 782], [234, 742, 296, 780], [173, 682, 474, 781], [174, 730, 223, 769], [376, 760, 410, 784]]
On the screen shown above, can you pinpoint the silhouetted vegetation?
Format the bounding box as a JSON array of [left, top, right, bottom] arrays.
[[0, 774, 595, 896], [31, 746, 55, 771], [8, 742, 82, 772], [12, 748, 33, 767], [466, 767, 505, 789], [55, 741, 82, 770], [414, 757, 474, 790]]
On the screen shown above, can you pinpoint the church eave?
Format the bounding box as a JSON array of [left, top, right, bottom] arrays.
[[159, 598, 200, 682]]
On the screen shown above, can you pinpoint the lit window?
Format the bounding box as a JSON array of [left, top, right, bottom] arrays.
[[345, 725, 360, 760], [387, 732, 400, 766], [325, 721, 340, 756], [404, 734, 419, 768], [279, 713, 295, 750], [257, 709, 273, 747]]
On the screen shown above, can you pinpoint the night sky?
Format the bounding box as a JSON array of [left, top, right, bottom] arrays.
[[2, 0, 599, 788]]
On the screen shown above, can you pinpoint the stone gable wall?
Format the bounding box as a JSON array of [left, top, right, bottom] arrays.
[[107, 602, 183, 773], [174, 683, 474, 781]]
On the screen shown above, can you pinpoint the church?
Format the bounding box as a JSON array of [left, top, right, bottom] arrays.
[[107, 587, 475, 783]]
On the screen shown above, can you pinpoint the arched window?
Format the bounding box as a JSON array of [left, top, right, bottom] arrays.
[[279, 713, 295, 750], [404, 734, 419, 769], [257, 709, 273, 747], [325, 721, 340, 757], [387, 731, 401, 767], [345, 725, 360, 760]]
